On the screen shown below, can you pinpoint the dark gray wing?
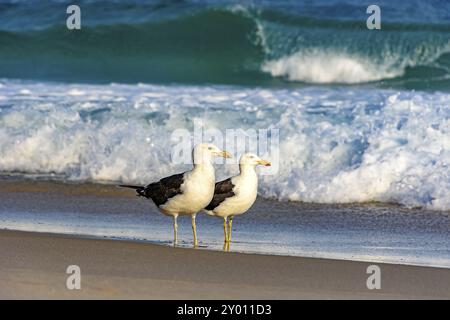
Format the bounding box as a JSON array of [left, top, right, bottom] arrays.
[[205, 178, 235, 210], [141, 172, 185, 206]]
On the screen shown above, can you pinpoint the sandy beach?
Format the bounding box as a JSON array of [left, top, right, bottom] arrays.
[[1, 229, 449, 299], [0, 179, 449, 299]]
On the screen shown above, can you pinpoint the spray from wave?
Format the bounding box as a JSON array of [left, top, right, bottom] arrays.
[[261, 50, 404, 84], [1, 80, 450, 210]]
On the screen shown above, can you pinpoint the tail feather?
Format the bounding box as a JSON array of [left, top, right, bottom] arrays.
[[118, 184, 143, 190], [118, 184, 145, 197]]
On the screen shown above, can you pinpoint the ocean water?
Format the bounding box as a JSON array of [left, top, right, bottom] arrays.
[[0, 0, 449, 90], [0, 2, 449, 206]]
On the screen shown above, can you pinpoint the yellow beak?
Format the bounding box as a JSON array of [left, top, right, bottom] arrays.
[[219, 151, 232, 158], [258, 159, 271, 167]]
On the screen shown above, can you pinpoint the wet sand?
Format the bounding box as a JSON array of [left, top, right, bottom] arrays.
[[1, 229, 449, 299]]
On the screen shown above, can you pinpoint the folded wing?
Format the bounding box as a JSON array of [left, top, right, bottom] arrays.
[[140, 173, 185, 206], [205, 178, 235, 210]]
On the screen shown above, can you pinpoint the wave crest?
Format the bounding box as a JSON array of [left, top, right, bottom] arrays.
[[0, 7, 449, 89], [261, 51, 404, 84]]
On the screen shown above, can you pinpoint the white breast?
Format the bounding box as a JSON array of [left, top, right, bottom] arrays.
[[160, 164, 215, 216], [212, 170, 258, 218]]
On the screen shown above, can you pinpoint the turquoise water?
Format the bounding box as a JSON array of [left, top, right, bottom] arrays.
[[0, 0, 449, 90]]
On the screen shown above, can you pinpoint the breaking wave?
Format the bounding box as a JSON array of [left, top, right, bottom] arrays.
[[0, 2, 449, 90], [1, 80, 450, 210], [261, 51, 404, 84]]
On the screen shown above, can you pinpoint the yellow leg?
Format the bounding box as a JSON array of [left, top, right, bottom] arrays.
[[223, 241, 230, 252], [228, 216, 233, 243], [223, 217, 229, 244], [173, 215, 178, 246], [191, 214, 198, 247]]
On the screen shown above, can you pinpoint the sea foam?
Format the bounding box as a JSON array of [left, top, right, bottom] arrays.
[[261, 50, 403, 84], [0, 80, 449, 210]]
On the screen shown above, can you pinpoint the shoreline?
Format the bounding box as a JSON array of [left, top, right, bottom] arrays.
[[0, 175, 447, 211], [1, 178, 449, 269], [1, 229, 449, 299], [0, 175, 436, 211], [1, 178, 448, 298]]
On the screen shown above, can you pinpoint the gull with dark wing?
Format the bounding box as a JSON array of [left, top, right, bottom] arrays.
[[120, 143, 231, 246], [204, 153, 271, 247]]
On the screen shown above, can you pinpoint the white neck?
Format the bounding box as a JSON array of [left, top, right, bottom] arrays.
[[193, 161, 213, 170], [192, 148, 213, 166], [239, 164, 257, 177], [192, 159, 215, 176]]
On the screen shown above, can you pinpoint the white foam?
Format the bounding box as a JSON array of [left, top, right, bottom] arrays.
[[262, 50, 403, 84], [1, 80, 450, 210], [67, 89, 85, 96]]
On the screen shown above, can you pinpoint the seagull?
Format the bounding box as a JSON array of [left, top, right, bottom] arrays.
[[120, 143, 231, 246], [204, 153, 271, 247]]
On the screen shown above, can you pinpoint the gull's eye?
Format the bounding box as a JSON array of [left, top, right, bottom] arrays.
[[208, 147, 213, 150]]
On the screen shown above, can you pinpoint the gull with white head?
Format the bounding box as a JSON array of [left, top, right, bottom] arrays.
[[204, 153, 271, 248], [120, 143, 231, 246]]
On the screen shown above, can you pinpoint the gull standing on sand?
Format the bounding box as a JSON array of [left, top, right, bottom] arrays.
[[204, 153, 271, 247], [120, 143, 231, 246]]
